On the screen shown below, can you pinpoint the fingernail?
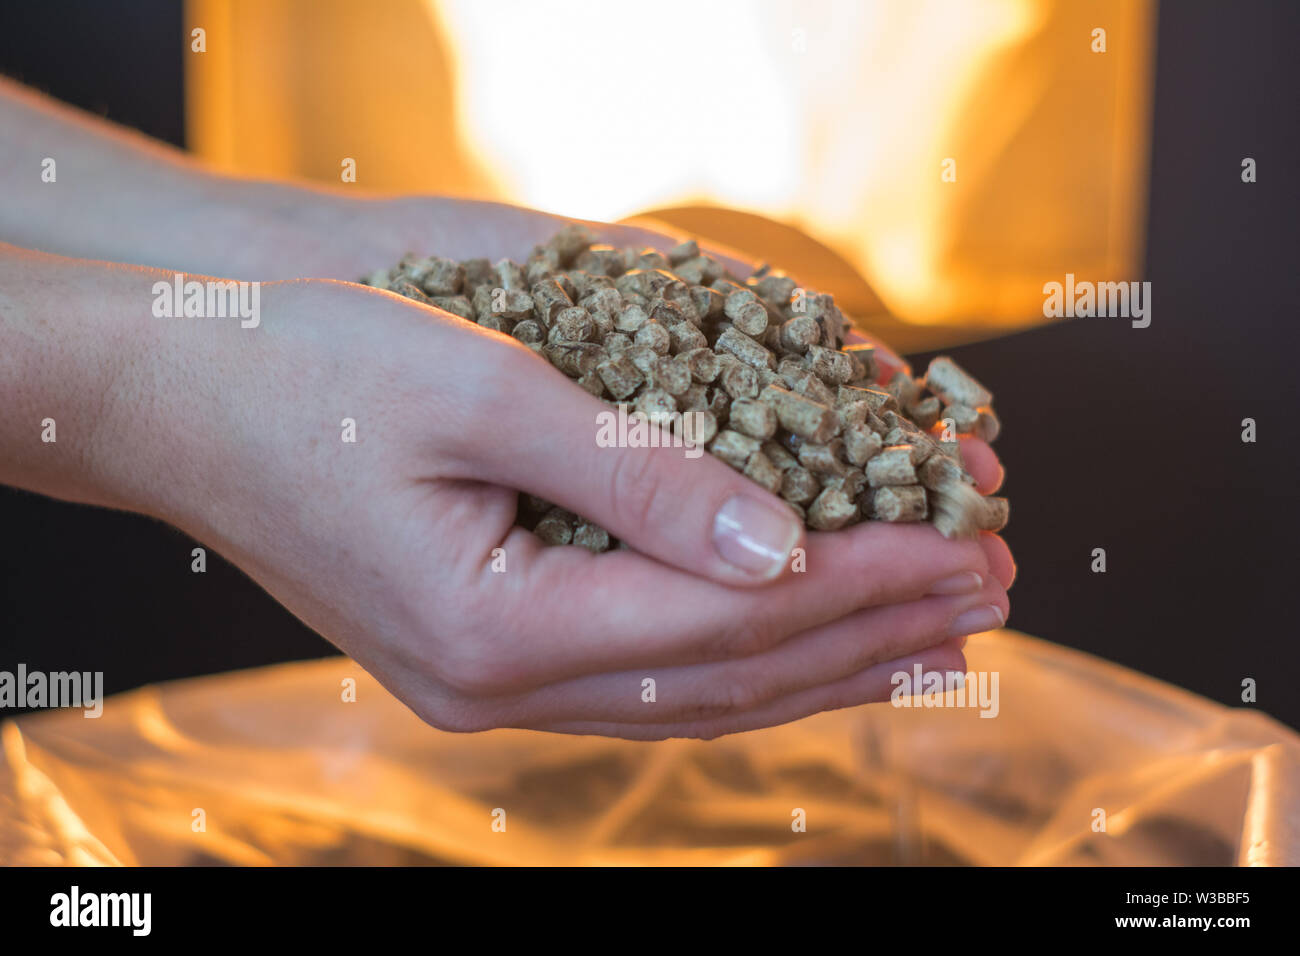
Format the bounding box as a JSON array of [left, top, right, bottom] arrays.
[[713, 495, 801, 580], [948, 604, 1005, 639], [927, 571, 983, 596]]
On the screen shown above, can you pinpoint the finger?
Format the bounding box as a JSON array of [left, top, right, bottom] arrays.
[[952, 436, 1004, 494], [480, 577, 1006, 726], [459, 346, 806, 587], [465, 518, 992, 691], [978, 532, 1016, 591], [534, 641, 969, 740]]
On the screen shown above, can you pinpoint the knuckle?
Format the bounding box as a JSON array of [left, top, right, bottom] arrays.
[[607, 449, 668, 534]]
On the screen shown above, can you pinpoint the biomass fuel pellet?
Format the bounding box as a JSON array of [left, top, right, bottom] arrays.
[[361, 225, 1008, 547]]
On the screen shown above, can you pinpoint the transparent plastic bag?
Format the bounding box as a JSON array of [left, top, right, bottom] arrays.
[[2, 630, 1295, 865]]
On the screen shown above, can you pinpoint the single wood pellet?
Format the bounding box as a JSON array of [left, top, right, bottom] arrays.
[[361, 225, 1008, 550]]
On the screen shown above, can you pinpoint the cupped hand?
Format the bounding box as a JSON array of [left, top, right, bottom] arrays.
[[114, 277, 1009, 739]]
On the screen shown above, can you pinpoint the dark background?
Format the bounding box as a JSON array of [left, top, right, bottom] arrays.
[[2, 1, 1297, 728]]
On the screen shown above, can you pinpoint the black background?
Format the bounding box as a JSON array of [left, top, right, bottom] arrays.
[[1, 1, 1297, 729]]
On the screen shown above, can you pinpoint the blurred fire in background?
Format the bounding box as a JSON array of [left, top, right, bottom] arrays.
[[186, 0, 1154, 348]]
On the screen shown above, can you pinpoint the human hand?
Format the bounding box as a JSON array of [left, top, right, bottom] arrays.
[[80, 273, 1011, 739]]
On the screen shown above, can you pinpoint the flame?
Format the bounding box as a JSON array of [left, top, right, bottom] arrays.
[[187, 0, 1154, 331]]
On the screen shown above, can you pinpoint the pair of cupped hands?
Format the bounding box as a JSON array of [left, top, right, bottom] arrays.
[[76, 196, 1013, 739]]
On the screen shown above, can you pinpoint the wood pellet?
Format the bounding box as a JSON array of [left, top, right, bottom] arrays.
[[362, 226, 1008, 551]]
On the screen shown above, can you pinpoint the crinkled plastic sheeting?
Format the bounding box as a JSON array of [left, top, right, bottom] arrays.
[[2, 630, 1296, 866]]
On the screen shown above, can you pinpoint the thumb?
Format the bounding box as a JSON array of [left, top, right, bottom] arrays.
[[467, 352, 805, 586]]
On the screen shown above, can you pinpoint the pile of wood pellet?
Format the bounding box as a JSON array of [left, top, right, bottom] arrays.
[[362, 225, 1008, 552]]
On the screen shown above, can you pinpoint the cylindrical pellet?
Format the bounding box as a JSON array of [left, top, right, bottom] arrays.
[[780, 466, 821, 505], [728, 398, 777, 440], [743, 451, 783, 495], [866, 446, 918, 486], [720, 362, 760, 400], [709, 430, 762, 469], [807, 487, 857, 531], [925, 356, 993, 407], [758, 385, 840, 444], [873, 485, 928, 522], [716, 326, 776, 370]]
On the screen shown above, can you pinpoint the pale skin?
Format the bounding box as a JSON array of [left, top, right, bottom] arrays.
[[0, 79, 1014, 739]]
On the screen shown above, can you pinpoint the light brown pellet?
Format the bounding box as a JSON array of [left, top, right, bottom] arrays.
[[678, 383, 708, 412], [546, 342, 605, 378], [432, 295, 473, 321], [942, 403, 980, 433], [576, 369, 605, 397], [691, 285, 725, 320], [668, 321, 709, 354], [888, 370, 923, 409], [635, 320, 671, 355], [651, 355, 692, 397], [762, 440, 799, 471], [495, 288, 534, 320], [710, 429, 762, 469], [779, 315, 820, 354], [531, 278, 573, 324], [842, 424, 883, 467], [614, 302, 649, 333], [596, 354, 644, 400], [759, 384, 840, 444], [715, 326, 776, 370], [728, 398, 777, 440], [790, 369, 837, 407], [807, 487, 857, 531], [511, 319, 544, 346], [866, 446, 918, 486], [873, 485, 928, 522], [553, 306, 595, 342], [925, 356, 993, 408], [797, 440, 848, 477], [668, 239, 699, 264], [743, 450, 783, 495], [908, 396, 942, 430], [462, 258, 495, 293], [973, 407, 1001, 443], [805, 344, 855, 386], [680, 347, 721, 383], [720, 362, 760, 400], [367, 227, 1006, 542], [635, 387, 678, 425], [535, 507, 576, 545], [780, 466, 821, 505], [822, 467, 868, 501], [683, 409, 718, 447], [725, 289, 769, 337], [837, 400, 869, 430], [495, 259, 529, 291]]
